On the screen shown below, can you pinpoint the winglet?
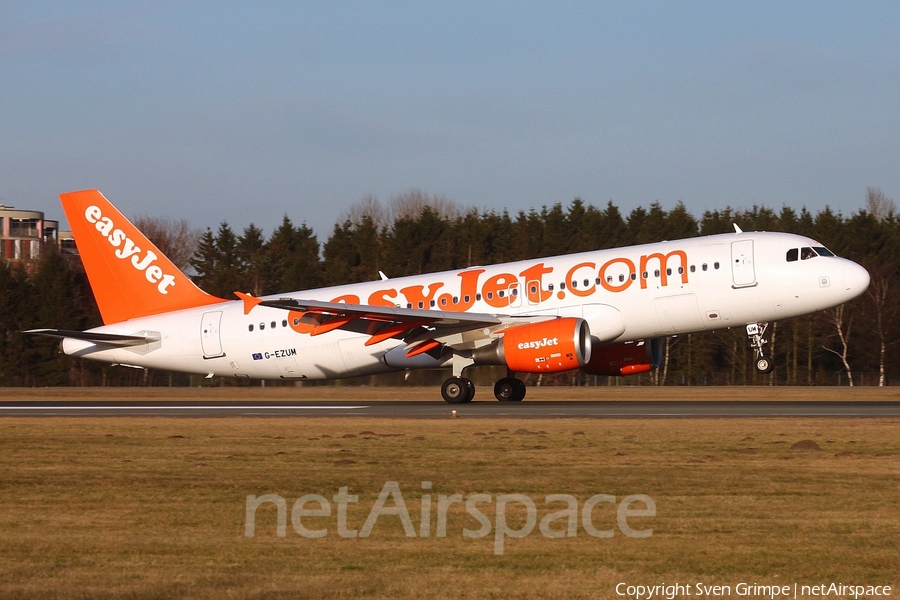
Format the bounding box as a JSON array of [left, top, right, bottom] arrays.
[[60, 190, 226, 324], [235, 291, 264, 315]]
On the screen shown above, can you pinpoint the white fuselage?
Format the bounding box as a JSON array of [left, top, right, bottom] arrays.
[[63, 231, 870, 380]]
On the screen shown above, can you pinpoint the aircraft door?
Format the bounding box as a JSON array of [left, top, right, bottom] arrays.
[[731, 240, 756, 288], [201, 311, 225, 358], [525, 280, 541, 306], [508, 282, 522, 308]]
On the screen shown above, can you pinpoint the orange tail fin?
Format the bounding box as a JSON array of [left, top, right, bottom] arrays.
[[60, 189, 225, 324]]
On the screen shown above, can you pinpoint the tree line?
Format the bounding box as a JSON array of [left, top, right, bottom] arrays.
[[1, 188, 897, 386]]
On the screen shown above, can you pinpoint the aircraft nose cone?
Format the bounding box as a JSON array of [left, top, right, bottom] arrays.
[[841, 260, 870, 299]]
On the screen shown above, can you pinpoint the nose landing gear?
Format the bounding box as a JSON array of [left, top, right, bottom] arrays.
[[747, 322, 775, 374]]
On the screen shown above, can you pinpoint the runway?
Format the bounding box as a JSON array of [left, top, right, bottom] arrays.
[[1, 400, 899, 418]]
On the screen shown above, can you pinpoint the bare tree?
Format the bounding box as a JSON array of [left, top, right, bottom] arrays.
[[822, 305, 855, 386], [865, 186, 896, 220], [132, 215, 203, 272], [388, 189, 461, 222], [866, 268, 898, 386], [339, 194, 389, 229]]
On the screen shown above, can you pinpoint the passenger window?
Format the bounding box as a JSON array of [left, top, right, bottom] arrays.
[[476, 293, 482, 301], [702, 264, 708, 271], [270, 321, 276, 329], [248, 324, 254, 332], [560, 282, 566, 290], [548, 284, 554, 291], [498, 290, 505, 298], [618, 274, 624, 282], [571, 280, 577, 288], [486, 292, 494, 300], [667, 268, 672, 276], [430, 300, 436, 307], [690, 265, 695, 273], [714, 262, 720, 269], [786, 248, 798, 262], [464, 295, 471, 303], [583, 278, 589, 287], [630, 273, 637, 281], [282, 320, 288, 328], [259, 323, 265, 330], [642, 272, 648, 279], [441, 298, 448, 306]]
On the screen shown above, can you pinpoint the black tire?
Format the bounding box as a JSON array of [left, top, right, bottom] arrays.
[[755, 357, 774, 374], [512, 378, 527, 401], [442, 377, 474, 403], [494, 378, 516, 401], [494, 377, 526, 402]]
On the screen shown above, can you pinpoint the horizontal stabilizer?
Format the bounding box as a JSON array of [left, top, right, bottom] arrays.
[[25, 329, 160, 347]]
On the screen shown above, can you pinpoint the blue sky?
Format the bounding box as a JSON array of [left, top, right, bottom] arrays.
[[2, 1, 899, 238]]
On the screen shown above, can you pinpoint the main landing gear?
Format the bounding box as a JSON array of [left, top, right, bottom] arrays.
[[441, 376, 476, 404], [493, 376, 526, 402], [746, 322, 775, 374], [441, 376, 526, 404], [440, 369, 527, 404]]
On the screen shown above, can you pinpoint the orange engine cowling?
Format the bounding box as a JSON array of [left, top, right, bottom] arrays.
[[496, 318, 592, 374], [583, 338, 663, 376]]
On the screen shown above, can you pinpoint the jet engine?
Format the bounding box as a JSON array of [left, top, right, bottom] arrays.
[[583, 338, 663, 376], [474, 317, 591, 373]]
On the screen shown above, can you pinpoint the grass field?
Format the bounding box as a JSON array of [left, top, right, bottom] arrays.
[[1, 389, 898, 599]]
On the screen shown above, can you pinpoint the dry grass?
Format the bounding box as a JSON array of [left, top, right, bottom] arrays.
[[1, 385, 899, 402], [1, 413, 898, 599]]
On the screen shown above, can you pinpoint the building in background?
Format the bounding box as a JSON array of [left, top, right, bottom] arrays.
[[0, 204, 77, 266]]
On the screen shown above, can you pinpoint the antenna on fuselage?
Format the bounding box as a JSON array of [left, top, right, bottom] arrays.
[[733, 223, 743, 234]]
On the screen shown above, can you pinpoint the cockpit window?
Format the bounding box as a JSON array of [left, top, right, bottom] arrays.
[[788, 246, 836, 262]]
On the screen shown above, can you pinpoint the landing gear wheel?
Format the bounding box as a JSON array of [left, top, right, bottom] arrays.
[[442, 377, 474, 404], [494, 377, 526, 402], [465, 378, 476, 401], [513, 378, 527, 401], [746, 322, 774, 375], [755, 357, 774, 374]]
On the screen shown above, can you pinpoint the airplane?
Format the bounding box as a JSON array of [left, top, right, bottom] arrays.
[[28, 190, 870, 403]]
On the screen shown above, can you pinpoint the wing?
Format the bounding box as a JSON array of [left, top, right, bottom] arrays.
[[235, 292, 552, 357]]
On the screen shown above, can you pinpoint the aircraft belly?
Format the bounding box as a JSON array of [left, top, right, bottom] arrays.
[[654, 294, 704, 333]]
